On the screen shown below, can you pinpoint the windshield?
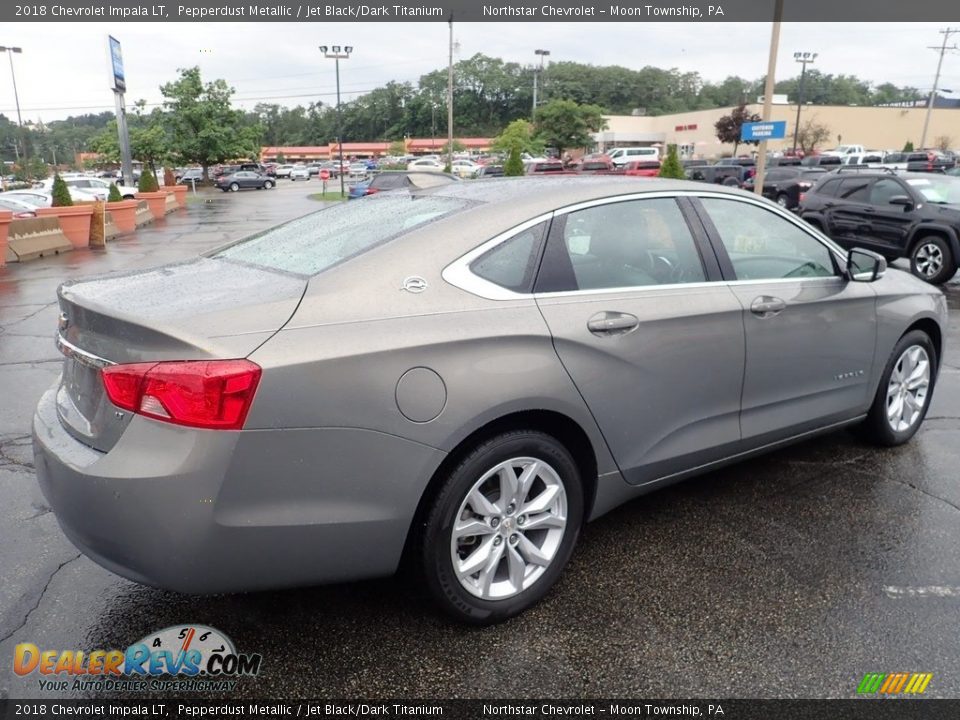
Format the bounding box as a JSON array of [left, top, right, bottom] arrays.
[[213, 194, 471, 275], [905, 175, 960, 205]]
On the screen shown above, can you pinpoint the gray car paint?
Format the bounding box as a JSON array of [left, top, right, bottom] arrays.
[[33, 177, 947, 594]]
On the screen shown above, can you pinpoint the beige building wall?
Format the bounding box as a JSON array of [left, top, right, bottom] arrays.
[[597, 105, 960, 159]]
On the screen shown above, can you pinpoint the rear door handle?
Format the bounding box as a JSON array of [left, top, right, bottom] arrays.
[[750, 296, 786, 318], [587, 311, 640, 336]]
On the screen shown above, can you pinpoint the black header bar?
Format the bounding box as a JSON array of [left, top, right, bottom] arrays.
[[4, 0, 960, 23]]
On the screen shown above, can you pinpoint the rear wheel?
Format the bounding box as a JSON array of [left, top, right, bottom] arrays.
[[229, 182, 239, 192], [860, 330, 936, 446], [776, 193, 790, 208], [419, 430, 583, 624], [910, 236, 955, 284]]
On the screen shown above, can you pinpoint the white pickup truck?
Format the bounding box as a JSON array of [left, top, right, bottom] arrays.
[[820, 144, 866, 158]]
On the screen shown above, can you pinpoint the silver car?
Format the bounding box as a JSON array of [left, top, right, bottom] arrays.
[[34, 178, 947, 623]]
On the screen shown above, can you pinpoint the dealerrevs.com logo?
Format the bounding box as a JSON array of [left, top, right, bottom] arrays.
[[857, 672, 933, 695], [14, 625, 262, 693]]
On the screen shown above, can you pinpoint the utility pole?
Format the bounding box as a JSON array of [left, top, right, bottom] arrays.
[[447, 18, 454, 172], [920, 27, 958, 150], [791, 51, 817, 154], [753, 0, 783, 197], [0, 46, 27, 171]]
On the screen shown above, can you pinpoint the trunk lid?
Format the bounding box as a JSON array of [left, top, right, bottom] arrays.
[[55, 257, 306, 452]]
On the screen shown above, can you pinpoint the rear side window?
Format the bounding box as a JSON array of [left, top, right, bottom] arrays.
[[215, 194, 471, 275], [837, 178, 870, 202], [371, 174, 410, 190], [813, 178, 841, 197], [470, 222, 548, 293]]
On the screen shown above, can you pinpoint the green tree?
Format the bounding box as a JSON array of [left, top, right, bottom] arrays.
[[492, 119, 544, 156], [161, 67, 258, 180], [504, 145, 524, 176], [51, 174, 73, 206], [658, 144, 685, 179], [714, 103, 761, 156], [107, 183, 122, 202], [534, 99, 606, 156], [388, 140, 407, 156], [796, 117, 831, 154], [442, 139, 466, 154], [903, 141, 915, 152]]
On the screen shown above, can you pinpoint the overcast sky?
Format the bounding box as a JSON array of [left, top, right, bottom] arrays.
[[2, 22, 957, 123]]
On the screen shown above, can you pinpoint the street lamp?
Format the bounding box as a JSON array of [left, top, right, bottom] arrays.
[[792, 51, 817, 154], [319, 44, 353, 198], [0, 46, 25, 165], [532, 48, 550, 118]]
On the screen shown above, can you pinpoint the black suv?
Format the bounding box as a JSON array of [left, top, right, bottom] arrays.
[[743, 166, 827, 209], [798, 169, 960, 284]]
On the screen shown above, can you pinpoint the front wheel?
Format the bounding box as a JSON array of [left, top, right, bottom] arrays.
[[229, 182, 240, 192], [860, 330, 937, 446], [263, 181, 274, 189], [910, 236, 955, 284], [419, 430, 583, 624]]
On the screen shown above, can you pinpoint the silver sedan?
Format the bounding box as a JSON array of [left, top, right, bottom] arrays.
[[34, 178, 947, 623]]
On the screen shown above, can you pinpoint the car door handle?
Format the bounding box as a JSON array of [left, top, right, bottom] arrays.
[[587, 311, 640, 336], [750, 296, 786, 318]]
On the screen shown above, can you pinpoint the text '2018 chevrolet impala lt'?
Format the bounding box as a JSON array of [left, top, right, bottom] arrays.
[[34, 177, 947, 623]]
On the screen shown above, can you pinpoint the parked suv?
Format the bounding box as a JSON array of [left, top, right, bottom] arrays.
[[743, 167, 827, 209], [799, 169, 960, 284]]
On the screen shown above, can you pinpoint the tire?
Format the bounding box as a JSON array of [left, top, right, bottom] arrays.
[[910, 236, 955, 284], [860, 330, 937, 446], [722, 176, 740, 187], [418, 430, 583, 624], [229, 183, 239, 192], [263, 181, 273, 189], [776, 193, 790, 208]]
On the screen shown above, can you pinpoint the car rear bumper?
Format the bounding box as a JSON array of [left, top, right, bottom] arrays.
[[33, 386, 446, 593]]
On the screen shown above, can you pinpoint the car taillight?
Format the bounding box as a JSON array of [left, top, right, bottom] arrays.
[[102, 359, 261, 430], [365, 187, 380, 195], [798, 193, 807, 203]]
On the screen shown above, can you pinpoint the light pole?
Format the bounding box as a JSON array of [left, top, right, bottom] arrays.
[[0, 46, 26, 169], [791, 51, 817, 154], [532, 48, 550, 119], [319, 44, 352, 198], [920, 28, 958, 150]]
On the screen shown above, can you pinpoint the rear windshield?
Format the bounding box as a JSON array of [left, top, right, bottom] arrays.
[[214, 194, 470, 275]]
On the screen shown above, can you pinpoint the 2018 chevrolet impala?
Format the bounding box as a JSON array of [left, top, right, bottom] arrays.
[[34, 178, 947, 623]]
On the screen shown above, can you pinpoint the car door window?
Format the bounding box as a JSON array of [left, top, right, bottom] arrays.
[[837, 178, 870, 202], [537, 198, 707, 292], [699, 198, 838, 281], [869, 178, 906, 205]]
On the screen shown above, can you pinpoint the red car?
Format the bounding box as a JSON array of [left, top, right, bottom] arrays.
[[525, 160, 574, 175], [576, 155, 616, 174], [623, 160, 661, 177]]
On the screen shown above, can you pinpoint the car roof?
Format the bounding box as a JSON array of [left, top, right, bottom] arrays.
[[421, 176, 745, 215]]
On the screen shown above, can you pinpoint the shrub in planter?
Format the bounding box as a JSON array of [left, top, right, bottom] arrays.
[[107, 183, 122, 202], [163, 167, 176, 187], [658, 144, 685, 179], [137, 168, 160, 193], [51, 174, 74, 207], [504, 145, 525, 176], [89, 201, 106, 247], [160, 166, 188, 208]]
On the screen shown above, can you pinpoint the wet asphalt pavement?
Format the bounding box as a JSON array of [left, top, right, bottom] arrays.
[[1, 181, 959, 700]]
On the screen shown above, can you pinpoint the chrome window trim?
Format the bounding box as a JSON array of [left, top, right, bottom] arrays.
[[443, 190, 849, 302], [56, 334, 115, 369]]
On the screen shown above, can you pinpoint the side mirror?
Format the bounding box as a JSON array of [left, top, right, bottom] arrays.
[[847, 248, 887, 282], [888, 195, 913, 209]]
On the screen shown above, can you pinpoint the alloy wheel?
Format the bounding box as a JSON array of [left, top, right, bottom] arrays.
[[450, 457, 567, 600], [886, 345, 930, 432], [914, 243, 943, 278]]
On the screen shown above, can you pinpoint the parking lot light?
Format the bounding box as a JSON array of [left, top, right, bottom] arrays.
[[792, 51, 817, 153], [0, 46, 26, 165], [320, 44, 353, 198]]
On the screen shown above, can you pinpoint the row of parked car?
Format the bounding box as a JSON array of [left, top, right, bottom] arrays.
[[0, 173, 137, 217]]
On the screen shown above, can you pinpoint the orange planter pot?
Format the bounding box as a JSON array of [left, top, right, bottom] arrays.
[[105, 199, 139, 233], [0, 210, 12, 268], [161, 185, 188, 208], [135, 191, 168, 220], [36, 205, 94, 249]]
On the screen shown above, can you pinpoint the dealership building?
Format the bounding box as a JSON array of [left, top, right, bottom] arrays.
[[595, 100, 960, 158]]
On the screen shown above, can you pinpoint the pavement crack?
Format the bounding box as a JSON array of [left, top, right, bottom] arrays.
[[0, 553, 81, 645], [0, 436, 34, 469], [872, 473, 960, 516]]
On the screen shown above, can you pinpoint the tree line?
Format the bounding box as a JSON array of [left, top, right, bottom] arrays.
[[0, 55, 931, 170]]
